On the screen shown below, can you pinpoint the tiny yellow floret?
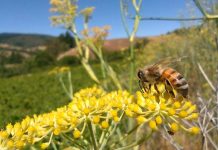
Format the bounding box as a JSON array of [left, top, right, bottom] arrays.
[[149, 120, 157, 130], [84, 108, 91, 115], [160, 103, 166, 110], [0, 131, 8, 139], [41, 142, 50, 149], [7, 140, 14, 148], [113, 116, 120, 122], [190, 113, 199, 119], [155, 116, 163, 125], [110, 109, 117, 117], [168, 108, 176, 115], [73, 130, 81, 139], [173, 101, 181, 108], [148, 103, 156, 111], [101, 121, 109, 129], [187, 105, 196, 114], [189, 127, 200, 134], [137, 116, 146, 124], [179, 111, 188, 118], [53, 128, 61, 135], [16, 140, 24, 149], [171, 123, 179, 132], [125, 109, 133, 117], [92, 116, 100, 124], [183, 101, 192, 109]]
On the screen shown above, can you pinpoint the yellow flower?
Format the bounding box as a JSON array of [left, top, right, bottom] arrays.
[[179, 111, 188, 118], [113, 116, 120, 122], [168, 108, 176, 115], [6, 140, 14, 148], [101, 121, 109, 129], [149, 120, 157, 130], [155, 116, 163, 125], [73, 130, 81, 139], [15, 140, 24, 149], [135, 83, 199, 134], [173, 101, 181, 108], [53, 128, 61, 135], [110, 109, 118, 117], [80, 7, 95, 21], [0, 86, 199, 149], [171, 123, 179, 132], [148, 103, 156, 111], [0, 131, 8, 139], [92, 116, 100, 124], [125, 109, 134, 117], [137, 116, 146, 124], [41, 142, 50, 149], [189, 127, 200, 134], [83, 108, 91, 115]]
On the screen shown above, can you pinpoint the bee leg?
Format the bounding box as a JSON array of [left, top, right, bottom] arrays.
[[148, 84, 152, 92], [154, 84, 160, 94], [138, 80, 145, 93], [164, 80, 175, 98]]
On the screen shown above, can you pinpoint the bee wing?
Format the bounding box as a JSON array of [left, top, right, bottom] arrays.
[[152, 56, 187, 69]]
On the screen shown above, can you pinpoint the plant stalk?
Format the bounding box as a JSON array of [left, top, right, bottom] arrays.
[[87, 120, 98, 150]]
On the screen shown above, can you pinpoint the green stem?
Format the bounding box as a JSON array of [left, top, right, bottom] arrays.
[[120, 0, 130, 37], [86, 39, 122, 89], [99, 130, 106, 145], [99, 124, 113, 150], [114, 131, 152, 150], [120, 0, 141, 93], [68, 71, 73, 99], [61, 133, 86, 149], [70, 24, 100, 84], [100, 111, 125, 149], [51, 140, 58, 150], [87, 120, 98, 150], [110, 124, 139, 148], [59, 75, 72, 99], [193, 0, 208, 17]]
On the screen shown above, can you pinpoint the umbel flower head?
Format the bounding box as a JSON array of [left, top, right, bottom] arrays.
[[127, 83, 199, 134], [0, 85, 199, 149], [50, 0, 78, 28], [0, 86, 133, 149]]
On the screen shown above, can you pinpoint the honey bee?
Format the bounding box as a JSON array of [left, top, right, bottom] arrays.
[[137, 57, 188, 99]]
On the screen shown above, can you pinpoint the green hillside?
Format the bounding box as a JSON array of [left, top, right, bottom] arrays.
[[0, 33, 55, 48]]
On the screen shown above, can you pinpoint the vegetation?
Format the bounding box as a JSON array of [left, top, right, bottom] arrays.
[[0, 33, 54, 48], [0, 0, 218, 149]]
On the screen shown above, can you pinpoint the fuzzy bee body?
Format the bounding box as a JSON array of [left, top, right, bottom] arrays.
[[138, 58, 189, 99]]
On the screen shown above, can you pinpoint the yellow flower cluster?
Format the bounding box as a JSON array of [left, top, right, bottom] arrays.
[[0, 85, 199, 149], [127, 84, 199, 134], [0, 86, 132, 149]]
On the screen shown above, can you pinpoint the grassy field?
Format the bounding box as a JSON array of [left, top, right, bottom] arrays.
[[0, 65, 98, 128]]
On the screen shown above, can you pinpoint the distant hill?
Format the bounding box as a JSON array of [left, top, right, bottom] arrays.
[[0, 33, 55, 48]]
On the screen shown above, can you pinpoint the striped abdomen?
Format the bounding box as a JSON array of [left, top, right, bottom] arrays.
[[162, 68, 188, 98]]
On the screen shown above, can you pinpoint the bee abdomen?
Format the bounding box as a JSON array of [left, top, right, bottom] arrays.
[[162, 68, 188, 98]]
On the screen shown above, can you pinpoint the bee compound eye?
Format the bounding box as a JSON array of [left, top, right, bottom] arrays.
[[137, 70, 143, 79]]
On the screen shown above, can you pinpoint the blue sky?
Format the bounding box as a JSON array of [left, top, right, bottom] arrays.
[[0, 0, 202, 38]]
